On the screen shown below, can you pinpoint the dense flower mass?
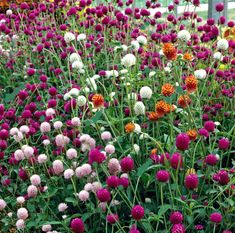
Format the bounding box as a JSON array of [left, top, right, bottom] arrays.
[[0, 0, 234, 232]]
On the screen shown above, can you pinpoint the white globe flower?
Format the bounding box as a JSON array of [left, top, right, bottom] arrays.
[[64, 32, 75, 43], [177, 30, 191, 42], [77, 33, 86, 41], [120, 69, 128, 74], [106, 70, 119, 77], [6, 9, 13, 16], [121, 54, 136, 67], [213, 51, 223, 60], [137, 35, 147, 45], [121, 45, 128, 51], [133, 144, 140, 154], [69, 53, 81, 63], [72, 61, 84, 70], [92, 74, 100, 80], [77, 95, 87, 107], [134, 123, 141, 133], [69, 88, 79, 97], [217, 39, 229, 51], [194, 69, 207, 79], [140, 86, 153, 99], [64, 93, 71, 101], [131, 40, 140, 51], [149, 71, 156, 77], [134, 101, 146, 116]]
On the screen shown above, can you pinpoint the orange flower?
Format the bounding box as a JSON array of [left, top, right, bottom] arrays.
[[187, 129, 197, 141], [125, 122, 135, 133], [151, 148, 158, 155], [164, 103, 176, 114], [185, 75, 198, 93], [148, 111, 160, 121], [161, 83, 175, 97], [162, 43, 177, 61], [155, 100, 168, 117], [0, 0, 8, 7], [92, 94, 104, 108], [183, 52, 193, 61], [178, 95, 191, 108]]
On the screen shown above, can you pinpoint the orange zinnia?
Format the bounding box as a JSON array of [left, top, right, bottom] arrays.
[[183, 52, 193, 61], [125, 122, 135, 133], [185, 75, 198, 93], [92, 94, 104, 108], [162, 43, 177, 61], [177, 95, 191, 108], [148, 111, 160, 121], [155, 100, 168, 117], [187, 129, 197, 141], [161, 83, 175, 97]]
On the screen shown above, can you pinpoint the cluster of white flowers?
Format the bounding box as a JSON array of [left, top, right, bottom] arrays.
[[69, 52, 84, 73]]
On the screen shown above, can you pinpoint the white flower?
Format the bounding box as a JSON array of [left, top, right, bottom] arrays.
[[6, 9, 13, 16], [177, 30, 191, 42], [140, 86, 152, 99], [121, 45, 128, 51], [86, 78, 97, 91], [69, 88, 79, 97], [134, 123, 141, 133], [64, 93, 71, 101], [149, 71, 156, 77], [64, 32, 75, 43], [121, 54, 136, 67], [77, 95, 87, 107], [164, 67, 171, 73], [159, 49, 164, 56], [131, 40, 140, 51], [92, 74, 100, 80], [133, 144, 140, 154], [213, 51, 223, 60], [217, 39, 229, 51], [72, 61, 84, 70], [77, 33, 86, 41], [120, 69, 128, 74], [106, 70, 119, 77], [134, 101, 145, 116], [137, 35, 147, 45], [69, 53, 81, 63], [194, 69, 207, 79]]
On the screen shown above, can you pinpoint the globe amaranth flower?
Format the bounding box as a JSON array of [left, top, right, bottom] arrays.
[[176, 133, 190, 151], [156, 170, 170, 182], [131, 205, 145, 220], [70, 218, 85, 233], [210, 212, 222, 223], [184, 174, 199, 190]]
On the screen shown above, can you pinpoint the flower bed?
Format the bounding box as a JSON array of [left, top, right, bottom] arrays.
[[0, 1, 234, 233]]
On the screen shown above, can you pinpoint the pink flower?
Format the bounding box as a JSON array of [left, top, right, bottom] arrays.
[[78, 190, 89, 201], [70, 218, 85, 233], [184, 174, 199, 190], [17, 208, 28, 220], [171, 223, 186, 233], [106, 214, 119, 224], [96, 188, 111, 202], [218, 138, 230, 150], [16, 219, 25, 230], [101, 131, 112, 140], [106, 175, 119, 188], [169, 211, 184, 224], [204, 121, 215, 132], [0, 199, 6, 210], [30, 174, 41, 186], [108, 158, 121, 174], [205, 154, 218, 166], [64, 169, 74, 179], [210, 212, 222, 223], [156, 170, 170, 182], [105, 144, 115, 154], [58, 203, 68, 212], [120, 157, 134, 172], [176, 133, 190, 151], [40, 122, 51, 133], [131, 205, 145, 221], [88, 148, 106, 164], [27, 185, 38, 198], [170, 153, 183, 169], [66, 148, 78, 160], [53, 160, 64, 175]]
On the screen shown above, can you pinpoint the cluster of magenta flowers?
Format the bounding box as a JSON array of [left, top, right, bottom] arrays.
[[0, 0, 234, 232]]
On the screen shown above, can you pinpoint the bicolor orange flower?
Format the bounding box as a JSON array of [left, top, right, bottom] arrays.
[[183, 52, 194, 61], [185, 75, 198, 93], [125, 122, 135, 133], [148, 111, 160, 121], [187, 129, 197, 141], [178, 95, 191, 108], [92, 94, 104, 108], [155, 100, 168, 117], [161, 83, 175, 97], [162, 43, 177, 61]]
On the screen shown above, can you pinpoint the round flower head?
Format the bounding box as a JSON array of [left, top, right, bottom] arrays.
[[218, 138, 230, 150], [19, 125, 29, 134], [210, 212, 222, 223], [217, 39, 229, 50], [170, 211, 184, 224], [78, 190, 89, 201], [77, 95, 86, 107], [106, 214, 119, 224], [66, 148, 78, 160], [121, 54, 136, 67], [14, 149, 25, 161], [16, 197, 25, 204], [53, 160, 64, 175], [140, 86, 152, 99], [77, 33, 86, 41], [30, 174, 41, 186], [96, 188, 111, 202], [72, 61, 84, 70], [177, 30, 191, 42], [120, 157, 134, 172], [136, 35, 147, 45], [71, 117, 81, 127], [64, 32, 75, 43], [40, 122, 51, 133], [105, 144, 115, 154], [38, 154, 47, 164], [16, 219, 25, 230], [0, 199, 6, 211], [101, 131, 112, 140], [45, 108, 55, 117], [161, 83, 175, 96], [42, 224, 52, 232], [204, 121, 215, 132], [184, 174, 199, 190], [176, 133, 190, 151], [156, 170, 170, 182], [17, 208, 28, 220], [58, 203, 68, 212], [171, 224, 186, 233], [194, 69, 207, 79], [131, 205, 145, 220], [64, 169, 74, 179], [214, 52, 222, 60], [70, 218, 85, 233], [134, 101, 146, 116], [70, 53, 81, 63], [23, 146, 34, 158], [131, 40, 140, 51], [53, 121, 63, 130], [205, 154, 218, 166], [27, 185, 38, 198], [108, 158, 121, 174]]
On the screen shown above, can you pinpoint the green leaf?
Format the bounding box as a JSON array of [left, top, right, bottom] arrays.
[[158, 204, 171, 216], [137, 159, 152, 177]]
